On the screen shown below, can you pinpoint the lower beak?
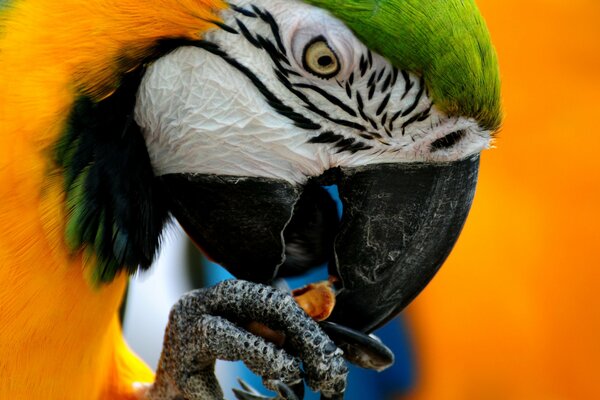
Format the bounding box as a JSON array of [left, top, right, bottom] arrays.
[[160, 174, 301, 283], [328, 155, 480, 332]]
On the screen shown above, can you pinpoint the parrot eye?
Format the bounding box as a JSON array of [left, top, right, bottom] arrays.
[[302, 36, 340, 79]]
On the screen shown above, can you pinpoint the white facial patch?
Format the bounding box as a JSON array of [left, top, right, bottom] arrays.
[[135, 0, 491, 184]]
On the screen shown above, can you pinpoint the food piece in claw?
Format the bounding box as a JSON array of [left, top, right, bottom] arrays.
[[292, 280, 336, 322]]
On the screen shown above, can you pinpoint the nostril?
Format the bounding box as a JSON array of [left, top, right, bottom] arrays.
[[430, 129, 466, 151]]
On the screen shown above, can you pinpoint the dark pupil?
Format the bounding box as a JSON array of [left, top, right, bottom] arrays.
[[317, 55, 332, 67]]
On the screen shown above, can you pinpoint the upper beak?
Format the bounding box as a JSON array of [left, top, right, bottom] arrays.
[[328, 155, 480, 332], [160, 154, 480, 334]]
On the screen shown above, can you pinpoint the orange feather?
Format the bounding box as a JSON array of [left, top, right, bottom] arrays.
[[0, 0, 225, 398]]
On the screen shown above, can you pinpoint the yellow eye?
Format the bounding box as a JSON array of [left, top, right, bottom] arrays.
[[302, 36, 340, 78]]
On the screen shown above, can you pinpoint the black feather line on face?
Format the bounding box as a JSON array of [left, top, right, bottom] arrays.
[[430, 129, 467, 151], [55, 67, 170, 284], [229, 8, 387, 152]]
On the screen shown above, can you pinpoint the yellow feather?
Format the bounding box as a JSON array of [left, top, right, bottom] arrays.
[[0, 0, 225, 397]]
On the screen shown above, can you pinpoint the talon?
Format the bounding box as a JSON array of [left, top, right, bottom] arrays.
[[232, 388, 271, 400], [289, 381, 305, 400], [237, 378, 262, 395], [320, 321, 394, 371], [273, 380, 300, 400], [233, 379, 302, 400], [320, 394, 344, 400]]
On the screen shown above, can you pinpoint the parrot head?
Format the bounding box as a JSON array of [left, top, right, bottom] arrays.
[[54, 0, 501, 333]]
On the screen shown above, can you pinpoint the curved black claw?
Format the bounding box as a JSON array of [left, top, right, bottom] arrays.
[[233, 387, 269, 400], [233, 379, 302, 400], [238, 379, 262, 395], [273, 380, 300, 400], [320, 394, 344, 400], [288, 382, 305, 400], [320, 321, 394, 371]]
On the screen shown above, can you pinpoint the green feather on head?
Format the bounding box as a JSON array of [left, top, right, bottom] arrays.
[[304, 0, 502, 131]]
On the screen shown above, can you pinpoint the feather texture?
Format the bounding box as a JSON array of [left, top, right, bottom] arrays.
[[0, 0, 224, 397], [56, 66, 170, 283], [304, 0, 502, 131]]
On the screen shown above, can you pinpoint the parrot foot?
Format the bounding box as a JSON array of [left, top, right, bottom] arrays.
[[146, 280, 347, 400]]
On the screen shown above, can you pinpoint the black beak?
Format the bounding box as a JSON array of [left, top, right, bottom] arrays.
[[160, 174, 302, 283], [160, 154, 479, 334], [328, 155, 480, 332]]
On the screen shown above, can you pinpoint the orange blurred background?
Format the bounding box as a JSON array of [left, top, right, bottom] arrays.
[[403, 1, 600, 399]]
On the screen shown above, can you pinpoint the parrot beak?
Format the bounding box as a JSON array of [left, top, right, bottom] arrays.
[[160, 154, 479, 333], [327, 154, 479, 332], [160, 174, 303, 283]]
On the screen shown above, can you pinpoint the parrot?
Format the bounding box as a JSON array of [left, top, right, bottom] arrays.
[[0, 0, 501, 399]]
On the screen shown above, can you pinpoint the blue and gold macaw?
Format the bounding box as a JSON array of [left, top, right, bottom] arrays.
[[0, 0, 500, 398]]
